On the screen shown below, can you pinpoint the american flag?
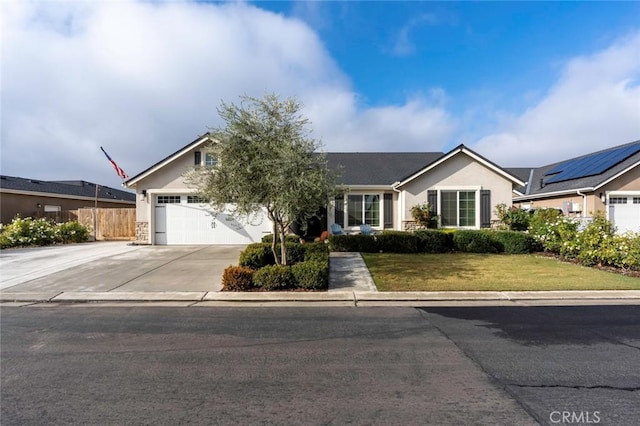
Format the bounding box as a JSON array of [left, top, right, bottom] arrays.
[[100, 147, 128, 180]]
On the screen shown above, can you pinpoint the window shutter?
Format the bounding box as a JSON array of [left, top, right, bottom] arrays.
[[480, 190, 491, 228], [194, 151, 201, 166], [334, 196, 344, 226], [427, 190, 438, 214], [383, 193, 393, 229]]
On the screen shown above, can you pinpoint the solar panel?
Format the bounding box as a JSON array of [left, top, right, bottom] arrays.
[[544, 143, 640, 184]]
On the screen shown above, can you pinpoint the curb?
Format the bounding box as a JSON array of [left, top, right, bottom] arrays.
[[2, 290, 640, 304]]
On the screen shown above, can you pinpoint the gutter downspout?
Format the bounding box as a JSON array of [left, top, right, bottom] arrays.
[[576, 190, 588, 218], [392, 182, 402, 231]]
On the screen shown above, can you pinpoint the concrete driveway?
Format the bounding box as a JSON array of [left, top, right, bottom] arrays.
[[0, 242, 245, 293]]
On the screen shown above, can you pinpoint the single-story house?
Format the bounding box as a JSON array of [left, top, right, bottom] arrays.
[[512, 140, 640, 233], [125, 134, 525, 245], [0, 176, 136, 224]]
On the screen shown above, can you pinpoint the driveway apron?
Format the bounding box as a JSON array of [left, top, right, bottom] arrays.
[[0, 243, 244, 293]]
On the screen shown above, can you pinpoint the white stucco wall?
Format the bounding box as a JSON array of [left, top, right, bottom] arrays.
[[132, 149, 199, 222], [399, 153, 514, 223]]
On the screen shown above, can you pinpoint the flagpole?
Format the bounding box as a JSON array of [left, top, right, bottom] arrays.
[[94, 184, 98, 241]]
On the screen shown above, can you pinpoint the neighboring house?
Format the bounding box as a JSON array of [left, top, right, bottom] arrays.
[[512, 140, 640, 233], [0, 176, 136, 224], [125, 134, 525, 245]]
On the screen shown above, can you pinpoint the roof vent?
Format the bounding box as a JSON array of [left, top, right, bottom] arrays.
[[540, 178, 545, 189]]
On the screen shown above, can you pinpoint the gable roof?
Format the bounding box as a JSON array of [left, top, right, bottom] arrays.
[[125, 133, 213, 187], [0, 176, 135, 203], [326, 152, 443, 186], [395, 144, 526, 188], [516, 140, 640, 199]]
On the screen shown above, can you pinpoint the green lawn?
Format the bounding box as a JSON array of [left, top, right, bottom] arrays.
[[360, 253, 640, 291]]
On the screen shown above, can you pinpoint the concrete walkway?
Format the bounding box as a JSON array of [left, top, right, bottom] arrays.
[[328, 252, 377, 292]]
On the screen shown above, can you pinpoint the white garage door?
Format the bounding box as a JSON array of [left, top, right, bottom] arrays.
[[608, 196, 640, 234], [154, 195, 272, 245]]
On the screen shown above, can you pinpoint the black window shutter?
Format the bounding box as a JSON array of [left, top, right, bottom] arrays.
[[194, 151, 201, 165], [383, 193, 393, 229], [480, 190, 491, 228], [427, 190, 438, 215], [334, 196, 344, 226]]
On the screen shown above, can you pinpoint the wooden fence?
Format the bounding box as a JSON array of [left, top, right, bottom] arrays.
[[73, 208, 136, 241]]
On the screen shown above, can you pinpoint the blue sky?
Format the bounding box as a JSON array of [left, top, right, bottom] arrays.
[[2, 1, 639, 189]]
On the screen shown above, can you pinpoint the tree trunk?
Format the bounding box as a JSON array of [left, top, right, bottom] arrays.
[[279, 227, 287, 265], [267, 209, 280, 265]]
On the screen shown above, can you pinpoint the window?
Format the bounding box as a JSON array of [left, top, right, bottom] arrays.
[[44, 205, 61, 212], [204, 153, 217, 166], [334, 194, 380, 227], [187, 196, 205, 204], [633, 197, 640, 204], [441, 190, 476, 227], [157, 195, 181, 204], [610, 197, 628, 204]]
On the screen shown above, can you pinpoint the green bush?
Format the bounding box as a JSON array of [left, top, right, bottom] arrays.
[[239, 243, 275, 269], [55, 221, 90, 244], [452, 230, 499, 253], [221, 266, 255, 291], [302, 242, 330, 262], [253, 264, 294, 290], [283, 242, 306, 265], [495, 204, 531, 231], [377, 231, 418, 253], [261, 234, 301, 243], [528, 210, 578, 255], [328, 234, 378, 252], [291, 260, 329, 290], [0, 216, 57, 248], [490, 231, 540, 254], [575, 212, 616, 266], [414, 230, 453, 253]]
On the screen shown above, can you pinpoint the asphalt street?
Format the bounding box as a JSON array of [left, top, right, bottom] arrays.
[[1, 306, 639, 425]]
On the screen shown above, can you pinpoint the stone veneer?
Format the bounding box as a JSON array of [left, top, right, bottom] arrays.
[[135, 221, 149, 244]]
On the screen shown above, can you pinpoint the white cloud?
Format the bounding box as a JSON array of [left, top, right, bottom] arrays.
[[1, 0, 453, 189], [391, 14, 439, 57], [471, 32, 640, 166]]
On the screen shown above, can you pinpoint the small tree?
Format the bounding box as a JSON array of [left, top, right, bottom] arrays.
[[185, 94, 337, 265]]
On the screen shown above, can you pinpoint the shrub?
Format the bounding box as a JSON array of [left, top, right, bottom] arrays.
[[410, 202, 437, 228], [283, 242, 306, 265], [221, 266, 255, 291], [452, 230, 499, 253], [414, 230, 453, 253], [328, 234, 378, 252], [528, 210, 578, 255], [495, 204, 531, 231], [253, 264, 294, 290], [239, 243, 275, 269], [55, 221, 90, 244], [0, 216, 57, 247], [377, 231, 418, 253], [291, 260, 329, 290], [575, 212, 616, 266], [261, 234, 301, 243], [302, 242, 330, 262], [490, 230, 540, 254]]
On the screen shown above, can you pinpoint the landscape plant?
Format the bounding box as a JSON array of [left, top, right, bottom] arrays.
[[185, 94, 338, 265], [0, 217, 90, 248]]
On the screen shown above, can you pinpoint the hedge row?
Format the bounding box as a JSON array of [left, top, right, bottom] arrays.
[[223, 242, 330, 291], [0, 217, 89, 249], [328, 229, 539, 255]]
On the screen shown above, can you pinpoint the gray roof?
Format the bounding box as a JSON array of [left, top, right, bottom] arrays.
[[326, 152, 444, 185], [519, 140, 640, 197], [0, 176, 135, 202]]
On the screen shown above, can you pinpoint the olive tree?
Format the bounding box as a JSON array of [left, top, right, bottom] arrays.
[[185, 94, 337, 265]]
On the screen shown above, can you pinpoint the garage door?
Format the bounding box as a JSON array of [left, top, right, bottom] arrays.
[[154, 195, 272, 245], [608, 196, 640, 234]]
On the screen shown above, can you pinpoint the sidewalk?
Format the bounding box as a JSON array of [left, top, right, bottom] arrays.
[[1, 252, 640, 306]]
